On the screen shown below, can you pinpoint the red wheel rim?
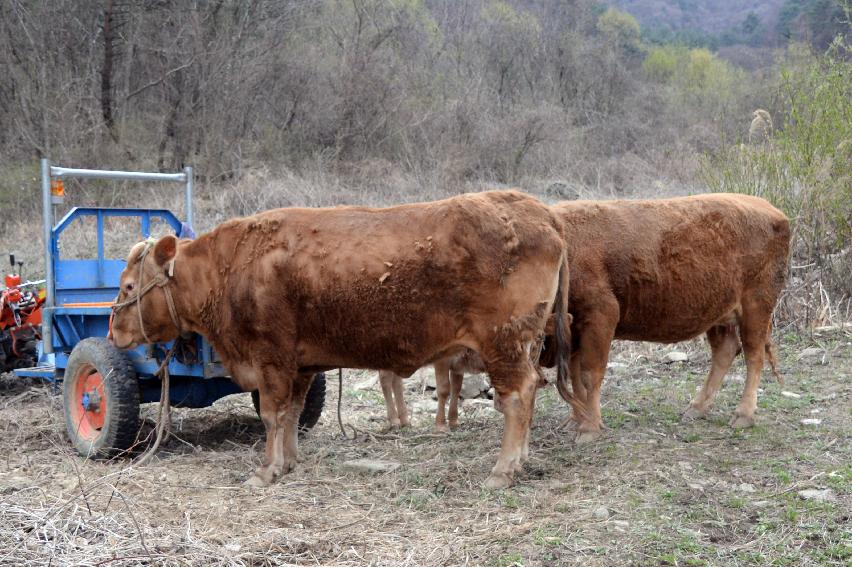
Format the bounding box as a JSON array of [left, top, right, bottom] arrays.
[[70, 364, 107, 441]]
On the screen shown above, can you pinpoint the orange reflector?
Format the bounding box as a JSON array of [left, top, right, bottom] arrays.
[[51, 179, 65, 197]]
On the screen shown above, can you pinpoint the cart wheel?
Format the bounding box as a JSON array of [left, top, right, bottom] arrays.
[[251, 372, 326, 433], [63, 338, 140, 457]]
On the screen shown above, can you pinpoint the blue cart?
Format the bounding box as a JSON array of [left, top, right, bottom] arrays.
[[14, 160, 325, 456]]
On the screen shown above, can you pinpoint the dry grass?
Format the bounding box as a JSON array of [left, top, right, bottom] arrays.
[[1, 332, 849, 566]]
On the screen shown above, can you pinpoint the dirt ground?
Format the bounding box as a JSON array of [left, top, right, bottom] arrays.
[[0, 330, 849, 567]]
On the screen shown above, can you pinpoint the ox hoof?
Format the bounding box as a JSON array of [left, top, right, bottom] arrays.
[[682, 406, 707, 421], [575, 429, 602, 445], [484, 472, 514, 490], [729, 414, 755, 429], [244, 474, 270, 488], [434, 423, 450, 434]]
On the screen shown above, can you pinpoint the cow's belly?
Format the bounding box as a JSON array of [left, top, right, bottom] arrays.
[[612, 274, 741, 343], [295, 314, 469, 375]]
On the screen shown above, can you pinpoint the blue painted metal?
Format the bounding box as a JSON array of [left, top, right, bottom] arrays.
[[15, 183, 239, 409]]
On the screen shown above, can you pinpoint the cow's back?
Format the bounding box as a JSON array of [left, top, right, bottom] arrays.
[[555, 194, 789, 342]]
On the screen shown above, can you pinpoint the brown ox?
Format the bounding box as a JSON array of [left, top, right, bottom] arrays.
[[546, 193, 790, 442], [381, 194, 789, 442], [109, 191, 570, 488]]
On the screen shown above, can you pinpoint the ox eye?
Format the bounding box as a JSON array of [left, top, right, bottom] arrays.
[[124, 282, 135, 293]]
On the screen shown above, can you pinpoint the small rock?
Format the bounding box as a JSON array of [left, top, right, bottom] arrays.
[[224, 543, 242, 552], [797, 488, 835, 502], [341, 459, 401, 475], [677, 461, 693, 470], [460, 374, 489, 399], [664, 351, 689, 363], [737, 483, 756, 493], [810, 408, 821, 414], [486, 387, 495, 399], [780, 391, 801, 398], [800, 418, 822, 426], [798, 347, 823, 359], [611, 520, 630, 531], [592, 506, 609, 520], [688, 483, 705, 491]]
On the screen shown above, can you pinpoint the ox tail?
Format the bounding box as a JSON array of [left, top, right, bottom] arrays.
[[552, 253, 577, 408]]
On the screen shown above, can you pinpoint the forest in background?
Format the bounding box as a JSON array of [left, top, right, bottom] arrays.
[[0, 0, 849, 324]]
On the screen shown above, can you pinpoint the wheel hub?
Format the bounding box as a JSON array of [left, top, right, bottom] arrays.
[[70, 365, 107, 440]]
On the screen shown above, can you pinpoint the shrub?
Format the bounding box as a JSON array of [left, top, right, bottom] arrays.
[[701, 40, 852, 325]]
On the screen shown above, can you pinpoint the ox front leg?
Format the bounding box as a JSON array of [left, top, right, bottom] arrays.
[[485, 366, 538, 490], [246, 371, 313, 487]]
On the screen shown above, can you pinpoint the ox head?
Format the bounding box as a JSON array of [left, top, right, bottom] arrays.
[[109, 235, 182, 349]]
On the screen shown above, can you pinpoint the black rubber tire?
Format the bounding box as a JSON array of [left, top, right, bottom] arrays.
[[251, 372, 326, 433], [63, 337, 140, 458]]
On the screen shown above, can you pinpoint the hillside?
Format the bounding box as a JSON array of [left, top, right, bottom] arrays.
[[609, 0, 785, 35], [608, 0, 848, 49]]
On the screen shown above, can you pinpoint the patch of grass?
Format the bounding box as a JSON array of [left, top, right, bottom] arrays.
[[726, 496, 746, 509], [532, 526, 563, 547], [825, 464, 851, 493], [783, 506, 798, 524], [773, 466, 793, 484], [395, 491, 434, 511], [493, 553, 524, 566], [501, 492, 520, 509], [683, 432, 701, 443]]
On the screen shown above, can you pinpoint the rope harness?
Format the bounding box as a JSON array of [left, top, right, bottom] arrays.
[[111, 241, 181, 343], [111, 240, 181, 464]]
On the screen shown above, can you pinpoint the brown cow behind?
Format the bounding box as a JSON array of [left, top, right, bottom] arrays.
[[109, 191, 571, 489], [379, 194, 789, 443], [378, 348, 486, 432], [547, 193, 790, 442]]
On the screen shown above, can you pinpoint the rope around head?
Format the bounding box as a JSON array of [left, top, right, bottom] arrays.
[[112, 239, 182, 464], [112, 241, 182, 342]]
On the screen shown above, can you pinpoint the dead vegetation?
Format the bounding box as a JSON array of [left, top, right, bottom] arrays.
[[1, 332, 849, 566]]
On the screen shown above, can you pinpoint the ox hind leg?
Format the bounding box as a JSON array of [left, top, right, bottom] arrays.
[[434, 359, 452, 433], [379, 370, 410, 430], [447, 368, 464, 430], [484, 361, 539, 490], [683, 324, 740, 420], [246, 370, 314, 487], [730, 298, 774, 428]]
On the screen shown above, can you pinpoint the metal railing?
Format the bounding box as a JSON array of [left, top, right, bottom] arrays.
[[40, 159, 194, 354]]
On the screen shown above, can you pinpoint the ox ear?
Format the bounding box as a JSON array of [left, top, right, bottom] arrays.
[[153, 235, 178, 269], [126, 241, 148, 265]]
